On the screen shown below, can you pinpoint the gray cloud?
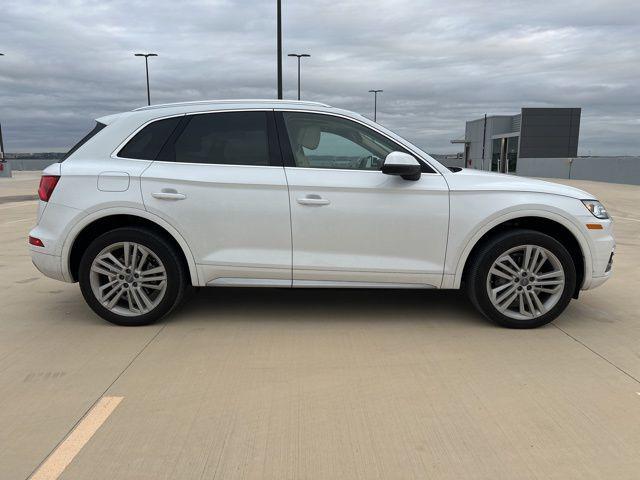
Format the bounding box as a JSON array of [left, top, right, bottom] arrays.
[[0, 0, 638, 155]]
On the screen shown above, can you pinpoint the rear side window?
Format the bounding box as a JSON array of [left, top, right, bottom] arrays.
[[118, 116, 181, 160], [62, 122, 106, 161], [162, 111, 270, 166]]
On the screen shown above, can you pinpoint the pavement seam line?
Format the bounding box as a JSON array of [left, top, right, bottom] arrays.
[[553, 324, 640, 386], [24, 323, 168, 480], [29, 396, 124, 480], [0, 195, 39, 205]]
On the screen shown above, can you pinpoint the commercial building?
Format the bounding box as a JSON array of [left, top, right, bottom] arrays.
[[452, 108, 581, 174]]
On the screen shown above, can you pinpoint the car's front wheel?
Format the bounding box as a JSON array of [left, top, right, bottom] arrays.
[[467, 229, 576, 328], [78, 227, 186, 326]]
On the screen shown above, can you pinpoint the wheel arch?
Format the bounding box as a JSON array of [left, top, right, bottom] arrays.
[[62, 208, 199, 286], [455, 212, 591, 296]]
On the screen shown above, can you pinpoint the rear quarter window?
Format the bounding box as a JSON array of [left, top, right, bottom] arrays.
[[117, 117, 182, 160]]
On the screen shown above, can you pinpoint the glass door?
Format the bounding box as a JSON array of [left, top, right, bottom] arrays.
[[506, 136, 519, 173], [491, 137, 519, 173], [491, 138, 501, 172]]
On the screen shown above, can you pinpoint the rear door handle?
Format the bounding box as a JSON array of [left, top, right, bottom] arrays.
[[297, 194, 330, 206], [152, 189, 186, 200]]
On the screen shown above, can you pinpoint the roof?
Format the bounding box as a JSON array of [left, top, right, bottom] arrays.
[[133, 99, 331, 112], [96, 98, 342, 128]]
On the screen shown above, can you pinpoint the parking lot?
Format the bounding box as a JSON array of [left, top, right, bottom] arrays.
[[1, 172, 639, 479]]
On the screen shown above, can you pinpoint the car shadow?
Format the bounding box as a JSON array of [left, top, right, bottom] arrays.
[[171, 287, 488, 328]]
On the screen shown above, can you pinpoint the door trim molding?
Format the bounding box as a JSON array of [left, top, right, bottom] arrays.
[[292, 280, 436, 289]]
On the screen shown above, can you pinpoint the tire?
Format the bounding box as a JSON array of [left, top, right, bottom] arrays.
[[466, 229, 576, 329], [78, 227, 187, 326]]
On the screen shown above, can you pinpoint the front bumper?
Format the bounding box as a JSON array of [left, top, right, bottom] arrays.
[[588, 272, 612, 290], [581, 216, 615, 290]]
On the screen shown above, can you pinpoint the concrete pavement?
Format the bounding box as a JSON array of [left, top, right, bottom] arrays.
[[0, 171, 40, 203], [0, 177, 639, 479]]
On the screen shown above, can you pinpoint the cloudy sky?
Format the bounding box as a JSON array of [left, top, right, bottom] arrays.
[[1, 0, 638, 154]]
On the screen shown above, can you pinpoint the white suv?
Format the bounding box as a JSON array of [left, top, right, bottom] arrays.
[[29, 100, 615, 328]]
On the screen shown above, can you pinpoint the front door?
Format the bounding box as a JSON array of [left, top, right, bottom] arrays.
[[277, 111, 449, 288], [139, 110, 292, 286]]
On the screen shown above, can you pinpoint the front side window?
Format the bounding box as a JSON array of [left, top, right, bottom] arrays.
[[165, 111, 270, 166], [282, 112, 404, 171]]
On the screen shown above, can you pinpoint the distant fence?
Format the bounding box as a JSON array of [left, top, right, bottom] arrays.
[[517, 157, 640, 185], [7, 159, 60, 171]]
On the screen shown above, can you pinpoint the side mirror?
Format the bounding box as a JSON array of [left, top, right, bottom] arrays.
[[382, 152, 421, 181]]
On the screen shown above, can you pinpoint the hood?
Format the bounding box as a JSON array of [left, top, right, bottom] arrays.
[[445, 169, 593, 200]]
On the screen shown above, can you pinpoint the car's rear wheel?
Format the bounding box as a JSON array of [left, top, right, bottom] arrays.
[[78, 227, 186, 326], [467, 229, 576, 328]]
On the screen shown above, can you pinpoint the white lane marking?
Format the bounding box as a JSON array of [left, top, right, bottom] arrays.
[[29, 396, 124, 480]]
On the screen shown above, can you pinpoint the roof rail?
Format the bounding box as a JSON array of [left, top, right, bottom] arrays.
[[133, 99, 331, 111]]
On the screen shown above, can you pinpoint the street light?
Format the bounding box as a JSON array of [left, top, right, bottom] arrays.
[[368, 89, 383, 122], [277, 0, 283, 99], [0, 54, 4, 163], [134, 53, 158, 106], [287, 53, 311, 100]]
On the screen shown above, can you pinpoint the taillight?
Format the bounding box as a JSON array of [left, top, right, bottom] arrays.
[[38, 175, 60, 202], [29, 236, 45, 247]]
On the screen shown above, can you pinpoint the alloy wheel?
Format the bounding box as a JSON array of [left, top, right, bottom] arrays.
[[486, 244, 565, 321], [89, 242, 167, 317]]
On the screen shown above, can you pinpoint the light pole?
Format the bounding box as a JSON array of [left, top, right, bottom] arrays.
[[0, 54, 4, 164], [288, 53, 310, 100], [277, 0, 283, 99], [368, 89, 383, 122], [134, 53, 157, 106]]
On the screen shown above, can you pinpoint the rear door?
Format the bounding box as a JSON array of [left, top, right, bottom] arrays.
[[132, 110, 292, 286], [277, 111, 449, 288]]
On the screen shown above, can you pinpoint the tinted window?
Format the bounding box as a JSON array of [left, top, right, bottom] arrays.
[[62, 122, 106, 161], [282, 112, 405, 171], [118, 117, 181, 160], [167, 111, 270, 166]]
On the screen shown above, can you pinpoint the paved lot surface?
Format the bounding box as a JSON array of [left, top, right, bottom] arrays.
[[0, 171, 41, 202], [0, 175, 639, 479]]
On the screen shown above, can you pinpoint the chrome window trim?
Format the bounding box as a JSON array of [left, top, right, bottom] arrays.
[[111, 107, 443, 177]]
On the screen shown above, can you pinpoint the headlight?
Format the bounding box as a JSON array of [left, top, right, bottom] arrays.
[[582, 200, 609, 219]]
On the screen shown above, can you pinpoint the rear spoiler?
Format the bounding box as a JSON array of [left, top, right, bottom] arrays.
[[95, 112, 126, 126]]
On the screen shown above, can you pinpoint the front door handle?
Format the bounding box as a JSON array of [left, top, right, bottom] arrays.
[[297, 194, 330, 206], [152, 189, 186, 200]]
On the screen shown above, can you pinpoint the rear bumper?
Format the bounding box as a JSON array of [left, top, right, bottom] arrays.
[[29, 201, 84, 282], [30, 249, 66, 282]]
